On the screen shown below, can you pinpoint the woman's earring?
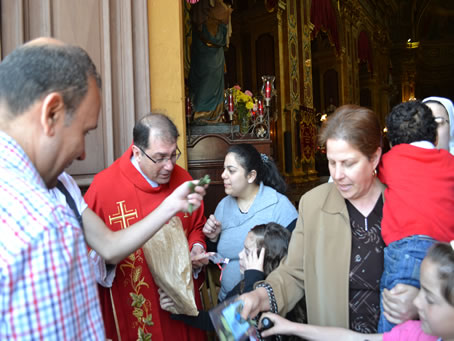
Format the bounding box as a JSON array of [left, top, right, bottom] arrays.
[[373, 169, 377, 177]]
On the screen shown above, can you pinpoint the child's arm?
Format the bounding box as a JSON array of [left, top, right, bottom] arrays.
[[158, 288, 215, 331], [260, 313, 383, 341], [243, 269, 265, 293]]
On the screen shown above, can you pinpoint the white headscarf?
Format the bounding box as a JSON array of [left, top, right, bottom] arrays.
[[423, 96, 454, 155]]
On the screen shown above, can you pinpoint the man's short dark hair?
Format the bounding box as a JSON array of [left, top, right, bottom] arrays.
[[133, 113, 179, 150], [386, 100, 437, 146], [0, 43, 101, 121]]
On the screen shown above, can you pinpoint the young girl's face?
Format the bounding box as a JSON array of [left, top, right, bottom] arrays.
[[238, 232, 257, 274], [414, 258, 454, 340]]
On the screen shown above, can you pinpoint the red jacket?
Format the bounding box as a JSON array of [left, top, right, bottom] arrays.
[[378, 144, 454, 245]]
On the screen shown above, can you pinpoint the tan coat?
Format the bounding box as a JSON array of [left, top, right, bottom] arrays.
[[266, 181, 385, 328]]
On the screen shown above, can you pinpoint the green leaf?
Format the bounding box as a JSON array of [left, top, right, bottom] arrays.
[[130, 293, 146, 308], [143, 314, 154, 326], [132, 308, 143, 321], [137, 328, 152, 341]]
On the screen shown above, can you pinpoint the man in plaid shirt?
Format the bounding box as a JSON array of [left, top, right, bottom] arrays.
[[0, 38, 207, 340], [0, 37, 105, 340]]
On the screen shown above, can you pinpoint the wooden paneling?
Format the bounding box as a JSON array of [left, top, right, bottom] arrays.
[[52, 0, 109, 178], [0, 0, 151, 185]]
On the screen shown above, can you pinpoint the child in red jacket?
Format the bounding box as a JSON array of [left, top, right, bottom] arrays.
[[377, 100, 454, 332]]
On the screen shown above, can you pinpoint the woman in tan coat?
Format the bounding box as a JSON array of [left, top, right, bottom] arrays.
[[240, 105, 416, 335]]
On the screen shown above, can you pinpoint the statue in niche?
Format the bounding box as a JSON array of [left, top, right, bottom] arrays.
[[189, 0, 233, 124], [326, 97, 337, 114]]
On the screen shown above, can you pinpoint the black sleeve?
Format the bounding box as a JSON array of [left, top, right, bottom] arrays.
[[243, 269, 265, 293], [171, 310, 215, 332], [206, 238, 218, 252], [224, 270, 265, 301], [225, 281, 242, 301], [286, 218, 297, 233]]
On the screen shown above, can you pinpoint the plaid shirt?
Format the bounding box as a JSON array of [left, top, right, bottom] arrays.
[[0, 131, 105, 340]]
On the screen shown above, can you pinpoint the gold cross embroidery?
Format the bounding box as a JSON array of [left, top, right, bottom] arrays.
[[108, 200, 138, 229]]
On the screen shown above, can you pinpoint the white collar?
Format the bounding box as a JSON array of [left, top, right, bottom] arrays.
[[130, 155, 159, 188], [410, 141, 436, 149]]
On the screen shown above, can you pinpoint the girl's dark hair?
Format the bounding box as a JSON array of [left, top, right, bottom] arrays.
[[426, 242, 454, 306], [319, 105, 382, 160], [250, 223, 291, 276], [250, 223, 308, 328], [228, 144, 287, 194]]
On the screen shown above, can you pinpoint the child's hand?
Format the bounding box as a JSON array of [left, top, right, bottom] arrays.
[[244, 247, 265, 272], [158, 288, 176, 312]]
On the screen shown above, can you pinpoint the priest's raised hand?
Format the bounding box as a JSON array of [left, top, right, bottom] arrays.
[[164, 178, 208, 215]]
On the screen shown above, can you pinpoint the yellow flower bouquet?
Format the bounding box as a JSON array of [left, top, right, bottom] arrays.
[[231, 85, 254, 132]]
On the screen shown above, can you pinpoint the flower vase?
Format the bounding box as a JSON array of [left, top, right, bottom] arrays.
[[240, 115, 250, 134]]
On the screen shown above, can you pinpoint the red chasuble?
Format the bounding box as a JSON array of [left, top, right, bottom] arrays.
[[85, 145, 207, 341]]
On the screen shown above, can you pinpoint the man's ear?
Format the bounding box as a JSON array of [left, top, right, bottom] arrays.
[[40, 92, 65, 136], [132, 145, 142, 160]]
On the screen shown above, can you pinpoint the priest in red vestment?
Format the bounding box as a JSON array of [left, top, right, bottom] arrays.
[[85, 113, 207, 341]]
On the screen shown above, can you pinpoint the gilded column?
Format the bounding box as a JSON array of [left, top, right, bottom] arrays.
[[401, 61, 416, 102], [299, 0, 317, 180], [285, 0, 307, 181], [342, 0, 359, 104], [345, 1, 360, 104], [276, 0, 288, 175], [277, 1, 287, 117]]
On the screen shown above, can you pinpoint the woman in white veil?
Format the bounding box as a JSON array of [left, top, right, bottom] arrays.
[[423, 96, 454, 155]]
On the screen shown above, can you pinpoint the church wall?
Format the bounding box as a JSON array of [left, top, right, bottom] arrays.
[[147, 0, 188, 168]]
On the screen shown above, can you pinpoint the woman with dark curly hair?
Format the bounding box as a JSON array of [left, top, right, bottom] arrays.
[[377, 100, 454, 332]]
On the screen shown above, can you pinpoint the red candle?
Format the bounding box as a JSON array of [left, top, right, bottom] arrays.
[[265, 80, 271, 99], [228, 93, 234, 111], [258, 99, 264, 115]]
